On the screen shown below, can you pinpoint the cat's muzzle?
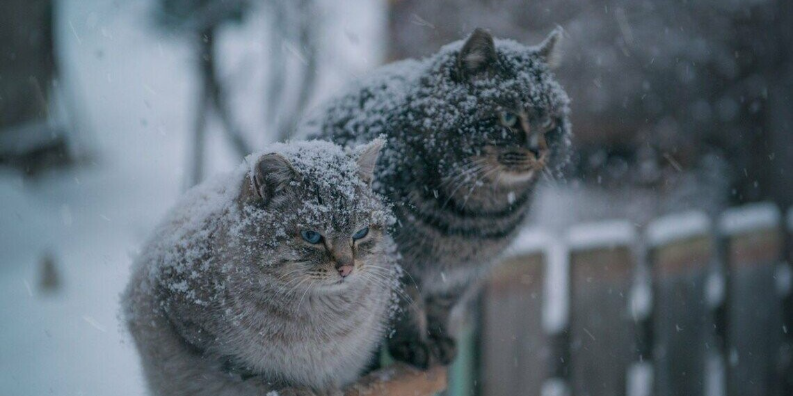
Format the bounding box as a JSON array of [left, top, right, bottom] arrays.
[[498, 150, 529, 165]]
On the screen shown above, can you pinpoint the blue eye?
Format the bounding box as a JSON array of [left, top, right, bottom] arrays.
[[352, 227, 369, 241], [301, 230, 322, 244], [500, 111, 518, 128]]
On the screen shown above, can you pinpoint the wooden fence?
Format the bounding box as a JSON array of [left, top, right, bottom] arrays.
[[442, 203, 793, 396]]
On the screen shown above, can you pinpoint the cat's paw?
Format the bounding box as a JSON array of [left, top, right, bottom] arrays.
[[388, 333, 457, 369], [427, 332, 457, 366], [388, 336, 431, 369]]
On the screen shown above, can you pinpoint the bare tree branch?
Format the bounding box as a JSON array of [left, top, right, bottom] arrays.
[[264, 1, 287, 133], [275, 0, 318, 142]]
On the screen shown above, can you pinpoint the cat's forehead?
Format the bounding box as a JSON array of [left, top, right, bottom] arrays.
[[492, 41, 568, 109], [291, 183, 381, 231], [429, 38, 569, 116], [276, 142, 362, 196]]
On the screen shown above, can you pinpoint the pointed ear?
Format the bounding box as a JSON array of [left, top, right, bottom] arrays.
[[457, 28, 497, 80], [537, 26, 564, 69], [252, 153, 296, 204], [353, 138, 384, 186]]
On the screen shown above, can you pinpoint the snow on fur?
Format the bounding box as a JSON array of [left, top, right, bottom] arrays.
[[300, 36, 572, 181], [125, 140, 398, 317]]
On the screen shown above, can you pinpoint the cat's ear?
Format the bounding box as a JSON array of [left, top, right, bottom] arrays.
[[353, 138, 385, 186], [537, 26, 564, 69], [457, 28, 497, 80], [252, 153, 296, 204]]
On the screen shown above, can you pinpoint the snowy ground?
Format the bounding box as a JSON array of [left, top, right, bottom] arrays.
[[0, 1, 383, 394]]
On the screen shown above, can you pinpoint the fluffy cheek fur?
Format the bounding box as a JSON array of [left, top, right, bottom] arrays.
[[351, 229, 388, 272]]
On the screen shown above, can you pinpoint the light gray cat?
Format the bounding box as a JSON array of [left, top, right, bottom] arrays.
[[122, 140, 399, 396], [303, 28, 570, 367]]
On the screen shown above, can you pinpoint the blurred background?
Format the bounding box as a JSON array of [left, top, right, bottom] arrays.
[[0, 0, 791, 395]]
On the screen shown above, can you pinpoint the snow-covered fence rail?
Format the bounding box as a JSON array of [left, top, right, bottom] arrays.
[[464, 203, 793, 396]]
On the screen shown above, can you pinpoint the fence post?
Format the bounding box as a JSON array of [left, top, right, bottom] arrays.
[[718, 203, 784, 396], [646, 211, 713, 396], [478, 230, 558, 396], [566, 221, 637, 396], [543, 240, 571, 396], [782, 208, 793, 395]]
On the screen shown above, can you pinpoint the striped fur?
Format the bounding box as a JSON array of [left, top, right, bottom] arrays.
[[303, 29, 570, 367]]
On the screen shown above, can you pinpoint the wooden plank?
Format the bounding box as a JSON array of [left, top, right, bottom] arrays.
[[567, 221, 637, 396], [346, 363, 447, 396], [480, 249, 550, 396], [646, 211, 713, 396], [719, 203, 784, 396]]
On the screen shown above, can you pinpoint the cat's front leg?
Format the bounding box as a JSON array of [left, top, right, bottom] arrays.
[[387, 281, 435, 368], [388, 284, 461, 368], [423, 293, 459, 366]]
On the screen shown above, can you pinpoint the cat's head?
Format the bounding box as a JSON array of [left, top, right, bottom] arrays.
[[236, 140, 394, 294], [415, 28, 570, 192]]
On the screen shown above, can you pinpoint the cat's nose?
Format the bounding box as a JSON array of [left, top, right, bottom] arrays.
[[337, 264, 354, 278], [527, 133, 547, 158], [527, 146, 540, 158]]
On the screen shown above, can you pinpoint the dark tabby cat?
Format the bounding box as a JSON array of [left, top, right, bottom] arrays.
[[123, 140, 399, 396], [301, 28, 571, 367]]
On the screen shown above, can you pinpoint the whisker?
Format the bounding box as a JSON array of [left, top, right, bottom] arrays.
[[283, 277, 309, 298], [439, 168, 481, 196], [357, 267, 414, 305], [461, 165, 500, 209], [295, 279, 314, 312], [541, 167, 560, 187], [363, 263, 419, 291], [438, 159, 486, 189], [360, 274, 413, 306], [438, 157, 499, 210], [441, 168, 483, 209], [492, 171, 504, 194]]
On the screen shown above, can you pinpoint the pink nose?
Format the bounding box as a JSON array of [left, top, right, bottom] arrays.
[[338, 265, 354, 278]]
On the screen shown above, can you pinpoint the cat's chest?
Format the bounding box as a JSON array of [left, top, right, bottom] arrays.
[[393, 193, 526, 262], [234, 292, 386, 388]]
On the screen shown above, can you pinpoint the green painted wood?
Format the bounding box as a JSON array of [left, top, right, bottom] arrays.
[[447, 320, 476, 396]]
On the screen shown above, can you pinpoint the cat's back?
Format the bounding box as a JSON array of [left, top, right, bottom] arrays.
[[122, 166, 246, 328], [302, 58, 424, 146]]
